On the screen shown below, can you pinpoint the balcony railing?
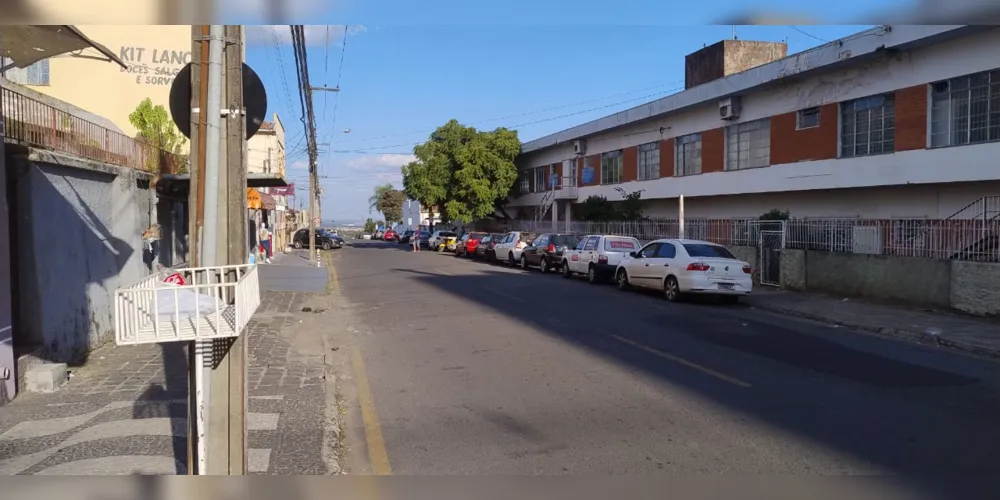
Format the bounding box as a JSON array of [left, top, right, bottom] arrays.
[[1, 86, 184, 173]]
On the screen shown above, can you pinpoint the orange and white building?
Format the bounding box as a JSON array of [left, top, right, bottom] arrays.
[[511, 25, 1000, 225]]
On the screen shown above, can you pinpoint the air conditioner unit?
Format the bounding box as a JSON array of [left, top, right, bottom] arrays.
[[719, 97, 742, 121], [572, 139, 586, 156]]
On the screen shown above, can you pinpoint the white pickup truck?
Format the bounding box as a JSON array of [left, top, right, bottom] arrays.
[[560, 234, 642, 284]]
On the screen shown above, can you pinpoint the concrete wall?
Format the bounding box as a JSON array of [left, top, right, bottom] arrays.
[[10, 149, 157, 363], [950, 261, 1000, 316]]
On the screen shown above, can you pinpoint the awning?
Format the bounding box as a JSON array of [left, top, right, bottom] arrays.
[[0, 25, 127, 71], [260, 192, 276, 210], [247, 188, 262, 210]]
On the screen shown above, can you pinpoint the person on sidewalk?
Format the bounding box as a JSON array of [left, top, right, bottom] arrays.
[[259, 224, 273, 263], [411, 228, 420, 252]]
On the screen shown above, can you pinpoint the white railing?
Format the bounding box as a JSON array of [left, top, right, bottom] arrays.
[[552, 175, 579, 200], [114, 264, 262, 346], [499, 217, 1000, 262]]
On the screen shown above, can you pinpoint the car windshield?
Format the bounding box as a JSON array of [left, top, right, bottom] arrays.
[[439, 231, 457, 237], [605, 237, 638, 252], [683, 243, 736, 259], [419, 231, 430, 237], [551, 234, 580, 247]]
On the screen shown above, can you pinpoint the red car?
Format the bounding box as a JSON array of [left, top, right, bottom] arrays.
[[458, 232, 487, 257], [383, 229, 397, 241]]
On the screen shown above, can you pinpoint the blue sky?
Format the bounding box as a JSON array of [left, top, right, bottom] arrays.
[[242, 0, 913, 223]]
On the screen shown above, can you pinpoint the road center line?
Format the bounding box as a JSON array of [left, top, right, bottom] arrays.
[[610, 335, 752, 388], [351, 348, 392, 475]]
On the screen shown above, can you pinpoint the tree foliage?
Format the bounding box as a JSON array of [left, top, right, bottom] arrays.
[[363, 218, 376, 233], [401, 120, 521, 224], [370, 183, 405, 224], [128, 98, 187, 172], [759, 209, 790, 220], [577, 188, 646, 222]]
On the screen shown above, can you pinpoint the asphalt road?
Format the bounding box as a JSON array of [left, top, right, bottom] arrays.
[[329, 241, 1000, 497]]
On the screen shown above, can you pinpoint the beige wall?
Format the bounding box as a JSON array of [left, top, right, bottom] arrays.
[[25, 25, 190, 142], [247, 113, 286, 178]]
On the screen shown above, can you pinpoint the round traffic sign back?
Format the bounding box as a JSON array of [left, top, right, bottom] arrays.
[[169, 62, 268, 140]]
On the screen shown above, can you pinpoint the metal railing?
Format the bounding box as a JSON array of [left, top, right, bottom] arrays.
[[1, 86, 185, 173], [495, 216, 1000, 263]]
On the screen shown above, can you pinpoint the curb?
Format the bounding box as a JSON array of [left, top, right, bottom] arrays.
[[747, 303, 1000, 361]]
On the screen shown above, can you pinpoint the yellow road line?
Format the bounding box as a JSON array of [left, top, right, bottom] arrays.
[[351, 348, 392, 475], [325, 253, 339, 295], [611, 335, 752, 388]]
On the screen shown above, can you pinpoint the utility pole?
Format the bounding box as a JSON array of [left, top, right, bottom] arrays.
[[291, 26, 322, 267]]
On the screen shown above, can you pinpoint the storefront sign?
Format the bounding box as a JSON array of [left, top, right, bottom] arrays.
[[270, 184, 295, 196], [119, 45, 192, 86]]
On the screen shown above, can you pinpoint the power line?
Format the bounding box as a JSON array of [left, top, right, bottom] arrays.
[[318, 25, 350, 177], [329, 81, 686, 145], [786, 25, 828, 43], [329, 87, 683, 154]]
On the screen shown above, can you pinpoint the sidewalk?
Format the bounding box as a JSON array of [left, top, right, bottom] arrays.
[[743, 289, 1000, 359]]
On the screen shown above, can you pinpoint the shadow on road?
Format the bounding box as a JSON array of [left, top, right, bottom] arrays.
[[361, 247, 1000, 498]]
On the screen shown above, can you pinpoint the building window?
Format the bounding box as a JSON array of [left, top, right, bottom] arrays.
[[840, 94, 895, 158], [534, 167, 545, 192], [726, 118, 770, 171], [637, 142, 659, 180], [600, 150, 623, 185], [797, 107, 820, 129], [2, 58, 50, 85], [674, 133, 702, 176], [930, 69, 1000, 148], [519, 171, 530, 194]]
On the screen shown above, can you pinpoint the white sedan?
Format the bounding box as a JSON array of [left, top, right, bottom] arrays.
[[614, 238, 753, 303]]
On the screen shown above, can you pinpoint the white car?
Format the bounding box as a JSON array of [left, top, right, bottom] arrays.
[[427, 230, 457, 249], [614, 238, 752, 303], [492, 230, 537, 266], [561, 234, 641, 284]]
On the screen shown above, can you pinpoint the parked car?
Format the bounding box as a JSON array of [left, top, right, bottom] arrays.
[[493, 231, 536, 266], [292, 228, 344, 250], [475, 233, 506, 261], [614, 239, 752, 303], [399, 229, 415, 244], [417, 230, 432, 248], [456, 232, 487, 257], [428, 230, 458, 249], [561, 234, 642, 284], [383, 229, 398, 242], [519, 233, 581, 272]]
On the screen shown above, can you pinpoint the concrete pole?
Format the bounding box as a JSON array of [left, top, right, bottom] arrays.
[[679, 195, 685, 239]]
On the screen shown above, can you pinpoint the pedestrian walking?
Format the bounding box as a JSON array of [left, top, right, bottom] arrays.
[[411, 228, 420, 252], [259, 224, 273, 263]]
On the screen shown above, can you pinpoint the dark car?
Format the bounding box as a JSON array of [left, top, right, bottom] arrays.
[[474, 233, 505, 261], [399, 229, 415, 244], [520, 233, 581, 272], [292, 228, 344, 250], [417, 230, 432, 248]]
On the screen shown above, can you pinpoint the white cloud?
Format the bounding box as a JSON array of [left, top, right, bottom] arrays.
[[343, 153, 416, 175], [246, 25, 367, 47]]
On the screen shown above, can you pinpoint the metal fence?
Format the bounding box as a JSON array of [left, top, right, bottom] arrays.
[[1, 86, 184, 173], [490, 216, 1000, 263]]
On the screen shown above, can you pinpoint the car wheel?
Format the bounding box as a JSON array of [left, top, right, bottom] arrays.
[[508, 252, 515, 266], [664, 276, 681, 302], [293, 241, 303, 249], [616, 269, 630, 290], [520, 256, 528, 270], [562, 261, 572, 278], [588, 266, 598, 284], [322, 241, 332, 251]]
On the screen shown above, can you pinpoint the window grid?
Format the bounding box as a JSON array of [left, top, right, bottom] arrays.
[[637, 142, 660, 180], [797, 107, 820, 129], [726, 118, 771, 171], [3, 58, 50, 85], [840, 94, 895, 158], [930, 69, 1000, 148], [534, 167, 545, 192], [519, 171, 530, 194], [601, 150, 623, 185], [674, 133, 702, 176]]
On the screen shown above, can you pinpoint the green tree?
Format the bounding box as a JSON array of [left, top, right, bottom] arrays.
[[577, 195, 619, 222], [401, 119, 521, 225], [759, 209, 790, 220], [363, 218, 377, 233], [614, 187, 645, 221], [369, 183, 393, 213], [376, 188, 406, 224], [128, 97, 187, 173]]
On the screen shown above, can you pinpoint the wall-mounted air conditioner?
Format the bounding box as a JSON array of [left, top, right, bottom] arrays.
[[719, 96, 742, 121], [573, 139, 586, 156]]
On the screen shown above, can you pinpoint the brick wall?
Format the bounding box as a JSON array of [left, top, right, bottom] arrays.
[[702, 128, 724, 174], [895, 85, 928, 152], [622, 146, 638, 182], [771, 103, 839, 164], [659, 138, 674, 177], [577, 157, 584, 186]]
